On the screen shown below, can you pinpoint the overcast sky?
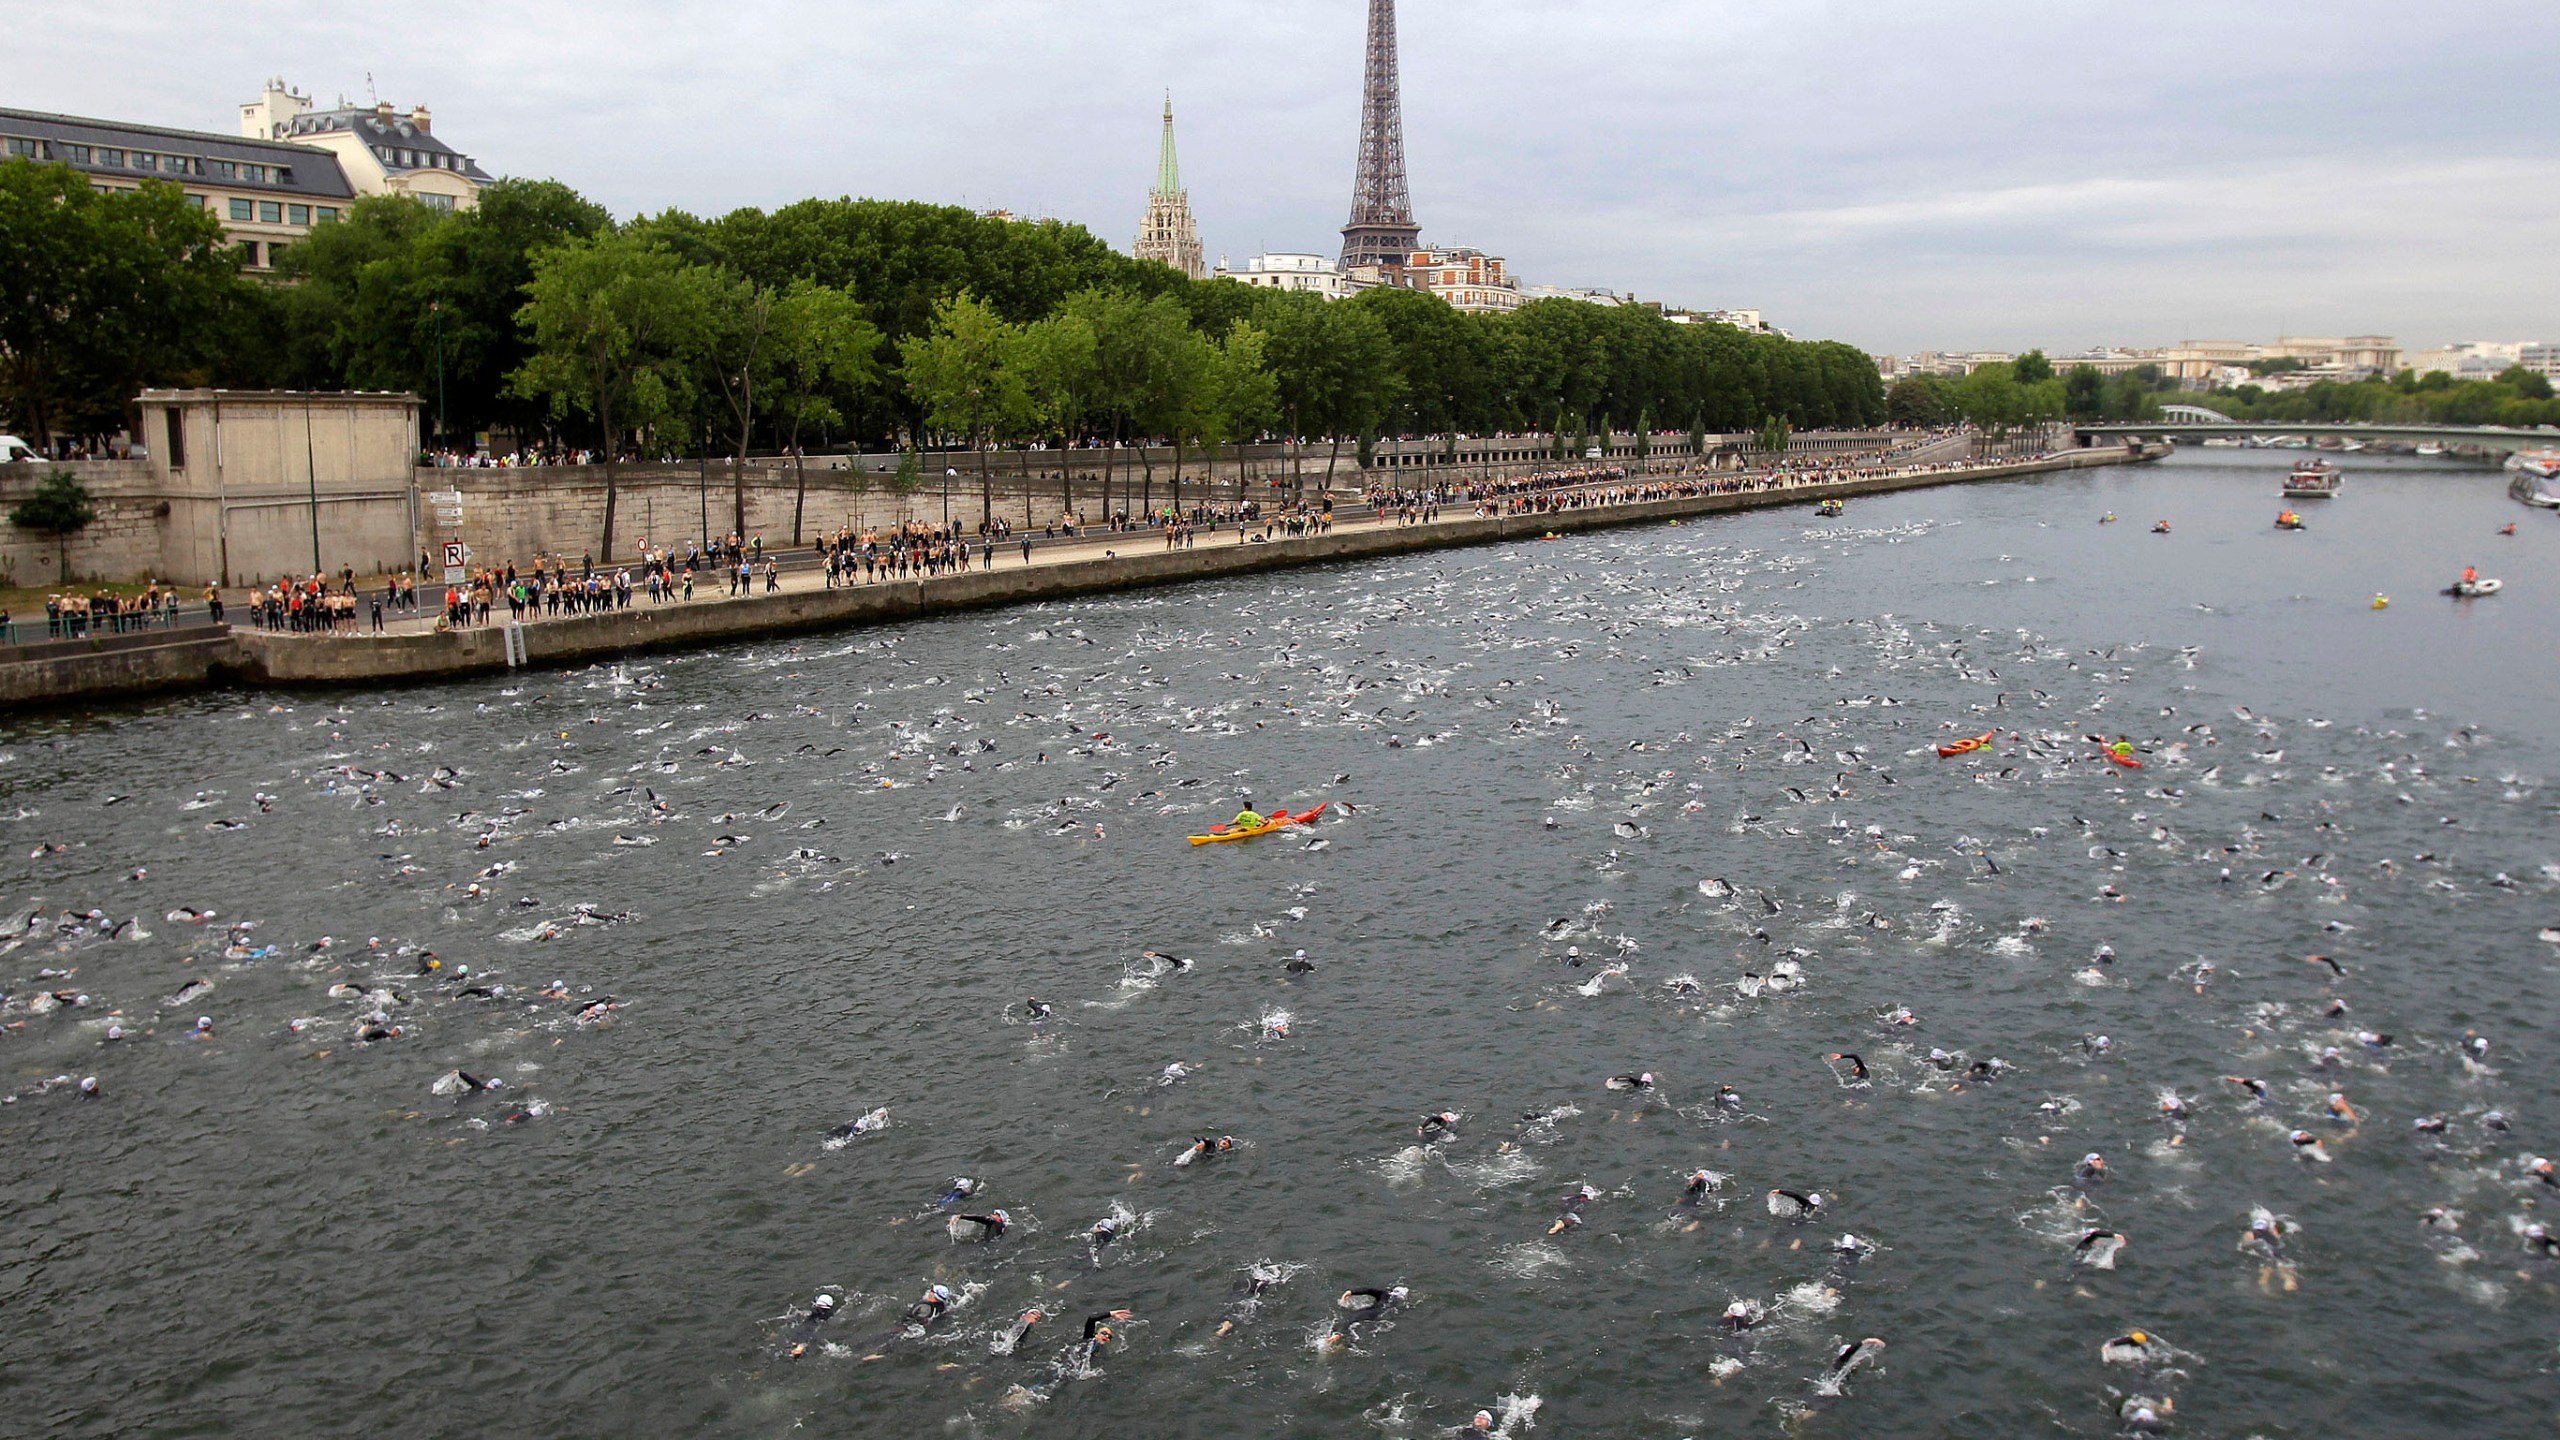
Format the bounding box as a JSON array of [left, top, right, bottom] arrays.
[[17, 0, 2556, 354]]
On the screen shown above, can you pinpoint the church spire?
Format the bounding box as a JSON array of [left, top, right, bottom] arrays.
[[1135, 93, 1204, 279], [1155, 93, 1182, 197]]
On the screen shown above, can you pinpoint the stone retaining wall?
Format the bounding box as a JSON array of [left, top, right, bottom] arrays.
[[7, 444, 2153, 711]]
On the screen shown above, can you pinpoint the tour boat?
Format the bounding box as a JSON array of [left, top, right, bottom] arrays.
[[2506, 450, 2560, 508], [2283, 458, 2342, 498]]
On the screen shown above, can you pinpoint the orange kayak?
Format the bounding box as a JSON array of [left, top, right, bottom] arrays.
[[1190, 803, 1328, 846], [1937, 731, 1995, 759]]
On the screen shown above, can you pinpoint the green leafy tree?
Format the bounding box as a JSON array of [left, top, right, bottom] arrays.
[[1887, 375, 1954, 427], [767, 281, 882, 544], [1016, 306, 1102, 521], [2012, 349, 2054, 385], [0, 162, 245, 446], [1759, 414, 1792, 455], [510, 231, 715, 558], [10, 470, 96, 582], [2063, 365, 2106, 422], [700, 271, 779, 537], [898, 291, 1031, 530], [2498, 364, 2554, 401]]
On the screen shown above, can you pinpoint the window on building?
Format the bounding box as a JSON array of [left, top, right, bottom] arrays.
[[64, 143, 91, 164], [6, 138, 38, 158], [229, 197, 253, 221], [238, 241, 261, 267], [287, 203, 309, 225], [241, 163, 266, 183], [314, 206, 339, 223], [423, 193, 455, 214], [258, 200, 282, 223], [207, 159, 236, 179], [97, 148, 123, 167], [185, 193, 205, 208], [267, 242, 288, 266], [274, 166, 291, 183], [165, 410, 185, 470], [163, 154, 189, 173], [130, 151, 154, 169]]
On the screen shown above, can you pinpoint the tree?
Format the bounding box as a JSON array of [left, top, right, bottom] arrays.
[[2012, 349, 2054, 385], [701, 272, 778, 538], [1759, 415, 1792, 455], [767, 280, 882, 544], [1887, 375, 1954, 428], [0, 162, 246, 448], [11, 471, 95, 583], [898, 291, 1030, 530], [2498, 364, 2554, 401], [1016, 306, 1102, 522], [510, 231, 714, 558], [2063, 365, 2106, 421], [274, 180, 610, 448]]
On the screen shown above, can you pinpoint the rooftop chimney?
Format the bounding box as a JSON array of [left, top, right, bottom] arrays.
[[375, 101, 396, 123], [409, 105, 431, 134]]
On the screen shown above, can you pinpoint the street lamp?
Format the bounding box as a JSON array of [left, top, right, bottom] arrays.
[[428, 300, 446, 456], [944, 467, 957, 530]]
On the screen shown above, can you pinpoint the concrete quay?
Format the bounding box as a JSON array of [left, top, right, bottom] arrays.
[[6, 444, 2155, 710]]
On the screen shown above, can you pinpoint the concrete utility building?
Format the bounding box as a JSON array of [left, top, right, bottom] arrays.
[[140, 390, 424, 585]]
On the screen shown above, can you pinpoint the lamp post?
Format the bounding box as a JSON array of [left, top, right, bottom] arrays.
[[943, 467, 956, 530], [303, 394, 322, 576], [429, 300, 446, 456]]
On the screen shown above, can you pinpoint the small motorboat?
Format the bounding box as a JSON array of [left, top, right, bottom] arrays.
[[2274, 511, 2305, 530], [2150, 521, 2172, 534], [2443, 578, 2504, 598], [1813, 498, 1845, 518]]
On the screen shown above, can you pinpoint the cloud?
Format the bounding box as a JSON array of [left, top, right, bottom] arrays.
[[7, 0, 2552, 352]]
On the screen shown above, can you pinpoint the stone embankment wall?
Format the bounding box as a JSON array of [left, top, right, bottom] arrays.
[[420, 428, 1908, 569], [3, 443, 2153, 710], [0, 462, 179, 589]]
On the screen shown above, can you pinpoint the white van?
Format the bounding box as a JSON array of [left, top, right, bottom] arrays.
[[0, 436, 41, 463]]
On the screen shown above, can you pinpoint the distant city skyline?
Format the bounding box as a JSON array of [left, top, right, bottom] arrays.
[[10, 0, 2553, 353]]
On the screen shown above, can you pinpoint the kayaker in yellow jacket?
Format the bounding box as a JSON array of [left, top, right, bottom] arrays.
[[1233, 808, 1266, 830]]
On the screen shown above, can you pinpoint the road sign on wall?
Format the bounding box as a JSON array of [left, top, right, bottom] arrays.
[[442, 541, 467, 583]]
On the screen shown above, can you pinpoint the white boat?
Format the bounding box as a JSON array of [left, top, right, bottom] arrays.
[[2445, 578, 2503, 598], [2415, 443, 2447, 457], [2200, 437, 2245, 448], [2283, 458, 2342, 497], [2508, 449, 2560, 507]]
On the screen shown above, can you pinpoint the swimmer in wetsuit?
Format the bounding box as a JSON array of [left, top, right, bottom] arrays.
[[1827, 1052, 1868, 1081], [1174, 1135, 1238, 1167], [950, 1210, 1009, 1241], [1418, 1111, 1461, 1138], [903, 1283, 958, 1328], [1683, 1169, 1723, 1204], [782, 1292, 841, 1357]]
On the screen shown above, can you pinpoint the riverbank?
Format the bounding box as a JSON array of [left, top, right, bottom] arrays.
[[4, 444, 2157, 708]]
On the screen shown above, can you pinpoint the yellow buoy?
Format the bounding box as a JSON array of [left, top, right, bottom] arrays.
[[2371, 594, 2390, 610]]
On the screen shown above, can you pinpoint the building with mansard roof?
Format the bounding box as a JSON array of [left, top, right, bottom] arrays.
[[0, 106, 355, 273], [238, 79, 490, 214]]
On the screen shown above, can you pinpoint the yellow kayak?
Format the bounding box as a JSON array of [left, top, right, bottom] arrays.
[[1188, 804, 1327, 846]]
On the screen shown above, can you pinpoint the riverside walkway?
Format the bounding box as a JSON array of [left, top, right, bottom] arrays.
[[4, 441, 2152, 707]]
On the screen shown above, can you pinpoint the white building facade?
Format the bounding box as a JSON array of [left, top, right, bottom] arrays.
[[239, 79, 489, 212]]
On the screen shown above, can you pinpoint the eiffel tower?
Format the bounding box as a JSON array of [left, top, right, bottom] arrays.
[[1339, 0, 1420, 271]]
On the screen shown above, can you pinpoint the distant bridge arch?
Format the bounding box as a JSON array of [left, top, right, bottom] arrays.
[[2157, 403, 2234, 424]]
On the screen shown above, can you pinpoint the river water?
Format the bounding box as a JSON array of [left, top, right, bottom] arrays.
[[4, 447, 2555, 1438]]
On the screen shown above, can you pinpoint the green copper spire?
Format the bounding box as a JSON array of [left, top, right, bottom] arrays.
[[1154, 93, 1182, 197]]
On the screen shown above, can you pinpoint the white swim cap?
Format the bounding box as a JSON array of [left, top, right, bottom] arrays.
[[196, 1015, 212, 1028], [105, 1025, 123, 1041]]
